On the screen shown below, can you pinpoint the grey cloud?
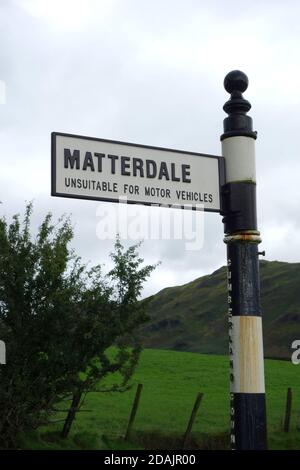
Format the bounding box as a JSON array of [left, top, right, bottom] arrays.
[[1, 0, 300, 298]]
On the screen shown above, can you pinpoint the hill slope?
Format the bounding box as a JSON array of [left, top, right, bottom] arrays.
[[140, 260, 300, 359]]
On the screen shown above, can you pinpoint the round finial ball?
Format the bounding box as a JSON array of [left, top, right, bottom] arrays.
[[224, 70, 248, 94]]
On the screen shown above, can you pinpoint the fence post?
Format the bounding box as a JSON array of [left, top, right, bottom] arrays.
[[283, 387, 292, 432], [61, 390, 82, 439], [125, 383, 143, 441], [182, 392, 203, 449]]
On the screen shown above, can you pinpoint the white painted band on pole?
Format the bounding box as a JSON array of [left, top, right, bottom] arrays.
[[230, 316, 265, 394], [222, 136, 256, 183]]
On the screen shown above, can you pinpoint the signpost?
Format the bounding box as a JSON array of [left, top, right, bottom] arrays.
[[51, 132, 224, 211], [51, 70, 267, 450], [220, 71, 267, 450]]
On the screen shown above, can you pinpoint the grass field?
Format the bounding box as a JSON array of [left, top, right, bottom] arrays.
[[21, 349, 300, 450]]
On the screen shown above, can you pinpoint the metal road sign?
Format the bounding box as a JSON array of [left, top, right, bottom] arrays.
[[51, 132, 224, 212]]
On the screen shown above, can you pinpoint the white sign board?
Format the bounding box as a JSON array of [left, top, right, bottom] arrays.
[[51, 132, 224, 212]]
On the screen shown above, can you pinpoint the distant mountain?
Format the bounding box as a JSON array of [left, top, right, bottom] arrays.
[[140, 260, 300, 359]]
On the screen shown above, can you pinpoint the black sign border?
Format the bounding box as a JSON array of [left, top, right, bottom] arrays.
[[51, 132, 225, 213]]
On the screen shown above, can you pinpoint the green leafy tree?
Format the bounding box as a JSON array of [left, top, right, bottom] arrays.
[[0, 204, 156, 448], [60, 237, 157, 438]]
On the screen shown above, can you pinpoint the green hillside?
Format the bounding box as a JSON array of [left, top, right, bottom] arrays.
[[140, 260, 300, 359]]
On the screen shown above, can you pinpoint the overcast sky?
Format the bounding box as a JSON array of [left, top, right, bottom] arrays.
[[1, 0, 300, 297]]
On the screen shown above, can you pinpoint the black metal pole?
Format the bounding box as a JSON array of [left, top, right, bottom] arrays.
[[220, 70, 267, 450]]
